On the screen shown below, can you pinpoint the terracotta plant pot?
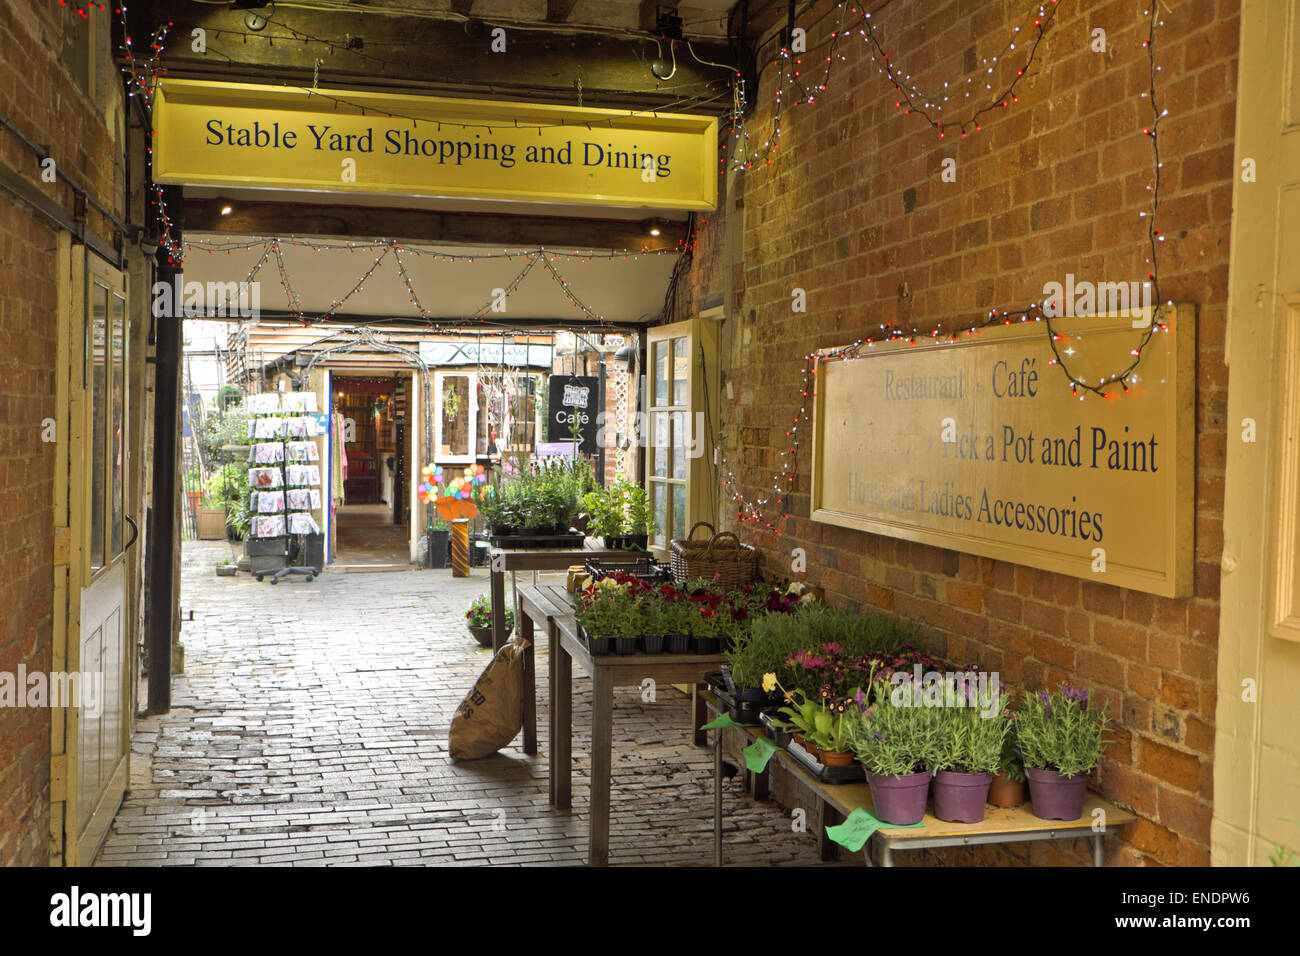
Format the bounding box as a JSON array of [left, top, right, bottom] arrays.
[[867, 770, 931, 826], [988, 770, 1026, 808], [819, 749, 854, 767], [1025, 767, 1089, 821], [932, 770, 993, 823]]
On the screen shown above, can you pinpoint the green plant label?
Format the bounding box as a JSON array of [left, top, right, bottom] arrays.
[[743, 736, 780, 773], [699, 713, 744, 731], [825, 807, 924, 852]]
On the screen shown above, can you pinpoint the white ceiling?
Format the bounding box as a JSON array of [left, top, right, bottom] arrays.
[[181, 232, 678, 324]]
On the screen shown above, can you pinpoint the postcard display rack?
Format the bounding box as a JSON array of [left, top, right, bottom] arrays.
[[247, 392, 324, 583]]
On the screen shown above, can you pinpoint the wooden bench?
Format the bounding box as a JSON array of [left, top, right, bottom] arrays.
[[703, 692, 1136, 866]]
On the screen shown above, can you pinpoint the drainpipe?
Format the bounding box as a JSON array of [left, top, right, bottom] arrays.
[[145, 186, 182, 715], [597, 350, 607, 485]]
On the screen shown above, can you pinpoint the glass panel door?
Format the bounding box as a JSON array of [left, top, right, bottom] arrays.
[[89, 282, 108, 571], [647, 332, 689, 550], [109, 291, 126, 558]]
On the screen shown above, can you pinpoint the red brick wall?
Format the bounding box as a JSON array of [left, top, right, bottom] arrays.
[[0, 0, 125, 867], [683, 0, 1236, 866]]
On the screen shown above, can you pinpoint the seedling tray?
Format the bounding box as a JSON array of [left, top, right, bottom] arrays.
[[705, 672, 775, 726], [784, 739, 867, 785], [490, 531, 586, 550]]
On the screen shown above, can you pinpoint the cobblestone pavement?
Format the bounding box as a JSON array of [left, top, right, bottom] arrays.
[[95, 541, 831, 866]]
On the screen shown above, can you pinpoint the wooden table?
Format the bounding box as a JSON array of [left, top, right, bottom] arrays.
[[488, 545, 637, 756], [704, 693, 1137, 867], [517, 583, 725, 866]]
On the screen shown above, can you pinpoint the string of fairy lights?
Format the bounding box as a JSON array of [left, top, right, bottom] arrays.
[[103, 0, 730, 264], [183, 237, 639, 330], [720, 1, 1172, 532], [100, 0, 1173, 532], [113, 3, 184, 264]]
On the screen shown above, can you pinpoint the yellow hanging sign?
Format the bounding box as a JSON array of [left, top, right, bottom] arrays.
[[152, 79, 718, 211]]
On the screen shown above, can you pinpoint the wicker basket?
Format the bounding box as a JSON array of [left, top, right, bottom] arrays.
[[669, 522, 759, 589]]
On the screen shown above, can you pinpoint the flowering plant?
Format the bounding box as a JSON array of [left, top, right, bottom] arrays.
[[466, 594, 512, 633], [1013, 685, 1111, 777], [845, 691, 940, 777], [928, 676, 1012, 775], [767, 673, 872, 754]]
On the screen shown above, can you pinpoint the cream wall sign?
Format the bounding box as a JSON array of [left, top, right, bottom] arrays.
[[152, 79, 718, 211], [811, 307, 1195, 597]]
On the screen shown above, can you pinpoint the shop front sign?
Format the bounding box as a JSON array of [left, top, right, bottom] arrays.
[[811, 308, 1195, 596], [153, 80, 718, 211]]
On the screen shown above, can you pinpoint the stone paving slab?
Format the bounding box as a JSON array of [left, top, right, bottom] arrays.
[[95, 540, 837, 867]]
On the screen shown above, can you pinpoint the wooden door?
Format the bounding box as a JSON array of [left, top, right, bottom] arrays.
[[1214, 0, 1300, 865], [53, 244, 133, 864]]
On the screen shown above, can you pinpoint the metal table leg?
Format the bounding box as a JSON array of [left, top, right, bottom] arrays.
[[1092, 833, 1105, 867], [714, 727, 723, 867], [880, 843, 894, 867]]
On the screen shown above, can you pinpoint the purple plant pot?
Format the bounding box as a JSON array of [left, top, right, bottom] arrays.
[[1025, 767, 1090, 821], [867, 770, 931, 826], [932, 770, 993, 823]]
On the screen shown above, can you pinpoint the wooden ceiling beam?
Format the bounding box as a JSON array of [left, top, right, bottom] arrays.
[[183, 198, 687, 251]]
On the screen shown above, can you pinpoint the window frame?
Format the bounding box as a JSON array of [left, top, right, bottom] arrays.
[[84, 266, 128, 583]]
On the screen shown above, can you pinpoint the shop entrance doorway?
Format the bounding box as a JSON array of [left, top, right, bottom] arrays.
[[332, 373, 415, 568]]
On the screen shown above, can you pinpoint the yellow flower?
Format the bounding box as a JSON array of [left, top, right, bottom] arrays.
[[762, 672, 777, 693]]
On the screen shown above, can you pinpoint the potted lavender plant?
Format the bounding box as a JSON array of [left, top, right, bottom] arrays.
[[929, 677, 1011, 823], [1014, 685, 1111, 821], [847, 693, 938, 825]]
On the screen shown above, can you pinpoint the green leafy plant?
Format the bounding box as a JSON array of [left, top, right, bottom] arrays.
[[929, 678, 1012, 774], [581, 478, 657, 538], [573, 585, 640, 639], [1014, 686, 1111, 777], [466, 594, 512, 633], [483, 457, 594, 532], [810, 703, 859, 754], [624, 481, 656, 536], [205, 467, 250, 539], [998, 724, 1026, 782], [846, 692, 940, 776], [796, 601, 915, 658], [773, 687, 819, 738], [726, 613, 807, 689], [582, 486, 625, 537], [637, 592, 675, 635]]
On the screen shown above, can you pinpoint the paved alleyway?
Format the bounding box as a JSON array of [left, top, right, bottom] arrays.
[[95, 542, 830, 866]]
